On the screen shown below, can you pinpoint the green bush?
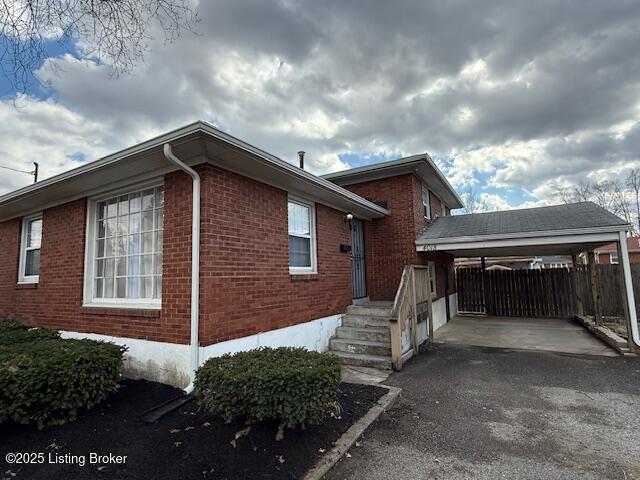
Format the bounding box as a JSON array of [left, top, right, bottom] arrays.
[[194, 347, 342, 428], [0, 321, 126, 427], [0, 319, 60, 345]]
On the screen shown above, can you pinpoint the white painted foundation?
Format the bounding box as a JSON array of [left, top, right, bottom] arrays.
[[61, 313, 343, 388]]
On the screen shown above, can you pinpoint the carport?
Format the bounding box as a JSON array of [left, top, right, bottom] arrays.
[[416, 202, 639, 354]]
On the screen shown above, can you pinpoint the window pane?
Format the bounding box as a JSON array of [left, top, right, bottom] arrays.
[[141, 254, 153, 275], [105, 218, 116, 237], [27, 219, 42, 248], [25, 249, 40, 276], [118, 195, 129, 216], [127, 277, 140, 298], [97, 201, 107, 220], [116, 256, 127, 276], [142, 210, 154, 232], [104, 258, 115, 278], [105, 237, 115, 257], [141, 232, 153, 253], [104, 277, 114, 298], [116, 236, 127, 256], [130, 192, 141, 212], [129, 234, 140, 254], [142, 189, 154, 210], [117, 215, 129, 236], [155, 209, 164, 230], [128, 255, 140, 276], [95, 278, 104, 298], [96, 239, 105, 258], [288, 202, 310, 236], [156, 231, 163, 252], [107, 198, 117, 218], [96, 259, 105, 277], [154, 276, 162, 299], [130, 212, 141, 234], [141, 277, 153, 298], [97, 220, 106, 239], [116, 278, 127, 298], [155, 187, 164, 208], [288, 236, 311, 267], [154, 253, 163, 275]]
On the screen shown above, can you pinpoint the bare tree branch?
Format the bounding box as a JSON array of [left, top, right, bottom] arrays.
[[0, 0, 199, 92], [460, 187, 490, 215]]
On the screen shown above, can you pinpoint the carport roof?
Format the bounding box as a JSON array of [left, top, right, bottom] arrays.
[[419, 202, 628, 240], [416, 202, 631, 257]]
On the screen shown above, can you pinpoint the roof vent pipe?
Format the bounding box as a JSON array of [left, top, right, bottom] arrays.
[[298, 151, 305, 170]]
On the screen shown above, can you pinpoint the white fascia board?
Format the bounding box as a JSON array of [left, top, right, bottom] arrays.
[[416, 230, 624, 252], [416, 224, 630, 247], [0, 121, 389, 221]]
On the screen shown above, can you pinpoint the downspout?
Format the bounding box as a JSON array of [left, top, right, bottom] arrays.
[[618, 230, 640, 348], [163, 144, 200, 393]]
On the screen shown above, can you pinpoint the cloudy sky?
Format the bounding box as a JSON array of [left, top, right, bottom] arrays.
[[1, 0, 640, 211]]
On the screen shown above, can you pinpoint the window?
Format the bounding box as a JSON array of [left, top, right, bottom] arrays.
[[610, 252, 619, 264], [428, 262, 437, 297], [422, 186, 431, 220], [84, 184, 164, 308], [288, 198, 317, 273], [19, 214, 42, 283]]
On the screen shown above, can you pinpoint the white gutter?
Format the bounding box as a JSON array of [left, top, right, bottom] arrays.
[[619, 230, 640, 348], [163, 144, 201, 393]]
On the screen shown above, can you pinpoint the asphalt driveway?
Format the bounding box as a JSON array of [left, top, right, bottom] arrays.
[[326, 343, 640, 480]]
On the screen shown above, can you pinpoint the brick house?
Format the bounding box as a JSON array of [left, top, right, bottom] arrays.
[[594, 237, 640, 264], [0, 121, 462, 387]]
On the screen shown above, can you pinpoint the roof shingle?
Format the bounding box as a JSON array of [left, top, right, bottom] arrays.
[[417, 202, 629, 242]]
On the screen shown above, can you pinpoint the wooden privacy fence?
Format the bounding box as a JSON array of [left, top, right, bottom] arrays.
[[575, 264, 640, 319], [457, 267, 576, 318], [390, 265, 433, 370]]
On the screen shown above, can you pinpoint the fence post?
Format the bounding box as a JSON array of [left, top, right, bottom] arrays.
[[587, 251, 603, 325], [571, 254, 583, 316]]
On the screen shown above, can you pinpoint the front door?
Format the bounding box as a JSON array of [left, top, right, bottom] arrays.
[[350, 219, 367, 299]]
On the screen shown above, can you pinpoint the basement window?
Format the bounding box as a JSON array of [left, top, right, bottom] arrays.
[[610, 252, 619, 264], [19, 214, 42, 284], [84, 183, 164, 309], [288, 197, 317, 274]]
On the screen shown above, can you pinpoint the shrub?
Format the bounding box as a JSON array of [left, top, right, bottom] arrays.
[[0, 330, 126, 427], [0, 319, 60, 345], [194, 347, 342, 429]]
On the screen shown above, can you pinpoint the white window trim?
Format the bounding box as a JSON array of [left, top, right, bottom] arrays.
[[288, 196, 318, 275], [422, 185, 431, 220], [18, 213, 42, 284], [610, 252, 619, 264], [83, 179, 163, 310]]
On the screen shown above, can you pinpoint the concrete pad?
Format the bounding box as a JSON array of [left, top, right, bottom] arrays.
[[435, 315, 618, 356], [342, 365, 390, 384]]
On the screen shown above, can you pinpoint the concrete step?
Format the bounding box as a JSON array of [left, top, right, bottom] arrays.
[[328, 351, 393, 370], [346, 304, 393, 318], [335, 326, 390, 343], [342, 314, 390, 328], [329, 338, 391, 356]]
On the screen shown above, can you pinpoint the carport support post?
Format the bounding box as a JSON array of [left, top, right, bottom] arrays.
[[587, 251, 603, 326], [617, 232, 640, 352], [571, 254, 584, 316]]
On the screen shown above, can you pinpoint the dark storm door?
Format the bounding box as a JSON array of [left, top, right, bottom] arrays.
[[350, 219, 367, 299]]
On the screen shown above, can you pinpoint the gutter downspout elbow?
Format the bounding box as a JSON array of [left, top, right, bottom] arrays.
[[163, 144, 200, 394]]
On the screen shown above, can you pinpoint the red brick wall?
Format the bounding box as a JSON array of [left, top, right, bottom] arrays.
[[0, 164, 352, 346], [0, 174, 193, 344], [198, 164, 352, 345], [344, 174, 455, 301]]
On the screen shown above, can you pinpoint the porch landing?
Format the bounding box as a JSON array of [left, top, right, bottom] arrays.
[[435, 315, 618, 356]]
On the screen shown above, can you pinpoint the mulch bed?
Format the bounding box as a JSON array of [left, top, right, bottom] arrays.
[[1, 379, 386, 480]]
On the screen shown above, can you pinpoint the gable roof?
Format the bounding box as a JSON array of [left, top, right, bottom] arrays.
[[417, 202, 629, 244], [322, 154, 464, 210], [0, 121, 389, 221]]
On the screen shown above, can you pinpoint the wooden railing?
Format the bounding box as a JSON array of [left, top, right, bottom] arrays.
[[389, 265, 434, 370]]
